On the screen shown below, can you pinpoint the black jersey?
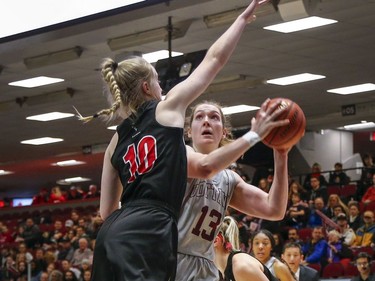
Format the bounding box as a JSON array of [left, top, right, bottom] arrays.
[[224, 251, 277, 281], [111, 100, 187, 216]]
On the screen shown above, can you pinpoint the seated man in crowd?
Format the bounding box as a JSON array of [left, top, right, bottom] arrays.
[[352, 210, 375, 247], [351, 252, 375, 281], [302, 226, 328, 268]]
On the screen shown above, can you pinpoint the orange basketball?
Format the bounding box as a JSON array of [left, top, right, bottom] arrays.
[[260, 98, 306, 149]]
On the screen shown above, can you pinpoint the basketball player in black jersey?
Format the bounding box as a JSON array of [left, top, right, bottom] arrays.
[[78, 0, 276, 280], [214, 216, 277, 281]]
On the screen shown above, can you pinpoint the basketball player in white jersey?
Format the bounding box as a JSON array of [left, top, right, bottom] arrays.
[[177, 99, 292, 281]]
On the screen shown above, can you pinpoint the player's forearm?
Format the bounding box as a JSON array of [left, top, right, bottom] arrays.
[[267, 150, 289, 219], [197, 134, 260, 178]]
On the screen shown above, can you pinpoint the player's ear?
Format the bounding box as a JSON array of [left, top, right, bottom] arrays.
[[142, 81, 152, 96], [222, 128, 227, 138], [187, 127, 192, 138]]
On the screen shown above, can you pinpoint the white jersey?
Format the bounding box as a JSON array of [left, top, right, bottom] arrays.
[[176, 169, 237, 281]]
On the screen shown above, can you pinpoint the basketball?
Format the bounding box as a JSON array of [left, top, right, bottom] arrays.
[[260, 98, 306, 149]]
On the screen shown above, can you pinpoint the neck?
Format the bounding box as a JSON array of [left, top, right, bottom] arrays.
[[361, 272, 370, 280], [214, 249, 230, 275]]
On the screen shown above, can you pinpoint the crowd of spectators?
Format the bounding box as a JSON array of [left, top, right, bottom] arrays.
[[0, 154, 374, 280]]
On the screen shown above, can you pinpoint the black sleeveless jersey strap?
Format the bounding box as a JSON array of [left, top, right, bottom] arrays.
[[223, 251, 278, 281]]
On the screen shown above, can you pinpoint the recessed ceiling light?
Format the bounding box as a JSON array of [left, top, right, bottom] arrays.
[[327, 83, 375, 95], [264, 16, 337, 33], [339, 122, 375, 131], [222, 105, 260, 115], [56, 177, 91, 185], [267, 73, 326, 86], [0, 170, 13, 176], [143, 50, 183, 63], [26, 112, 74, 121], [52, 160, 86, 167], [107, 125, 118, 131], [9, 76, 64, 88], [21, 137, 63, 145]]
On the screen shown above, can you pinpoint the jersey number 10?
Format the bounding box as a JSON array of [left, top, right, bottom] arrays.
[[123, 136, 157, 183]]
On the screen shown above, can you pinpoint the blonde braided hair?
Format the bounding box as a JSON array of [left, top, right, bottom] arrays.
[[219, 216, 240, 251], [76, 56, 155, 123]]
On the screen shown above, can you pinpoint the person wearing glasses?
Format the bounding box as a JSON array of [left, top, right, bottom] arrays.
[[352, 211, 375, 247], [351, 252, 375, 281]]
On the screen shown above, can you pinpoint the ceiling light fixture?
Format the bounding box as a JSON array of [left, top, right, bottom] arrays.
[[264, 16, 337, 33], [52, 160, 86, 167], [143, 50, 183, 63], [27, 112, 74, 122], [222, 105, 260, 115], [327, 83, 375, 95], [203, 4, 274, 28], [23, 46, 83, 69], [56, 177, 91, 185], [21, 137, 63, 145], [107, 20, 193, 50], [9, 76, 64, 88], [107, 126, 118, 131], [0, 170, 13, 176], [267, 73, 325, 85], [340, 122, 375, 131]]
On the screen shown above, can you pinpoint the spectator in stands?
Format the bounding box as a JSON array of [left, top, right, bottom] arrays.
[[286, 228, 304, 246], [359, 154, 375, 195], [332, 204, 348, 223], [85, 212, 103, 240], [66, 186, 83, 201], [336, 213, 356, 247], [352, 210, 375, 247], [39, 271, 49, 281], [83, 184, 100, 199], [57, 237, 74, 262], [1, 256, 19, 281], [351, 252, 374, 281], [258, 178, 270, 193], [49, 269, 64, 281], [61, 260, 80, 280], [63, 270, 78, 281], [0, 224, 14, 244], [79, 259, 92, 280], [326, 230, 344, 263], [64, 220, 74, 233], [72, 227, 89, 249], [348, 201, 363, 231], [71, 238, 93, 268], [329, 162, 350, 186], [285, 193, 309, 229], [46, 263, 55, 276], [22, 218, 42, 249], [308, 176, 328, 205], [303, 162, 328, 191], [288, 180, 309, 203], [70, 210, 80, 227], [17, 260, 27, 281], [48, 187, 66, 204], [361, 174, 375, 205], [272, 232, 284, 258], [308, 197, 326, 228], [33, 248, 47, 277], [48, 220, 65, 244], [302, 226, 328, 267], [282, 242, 319, 281], [326, 194, 349, 219], [82, 270, 91, 281], [32, 188, 49, 205]]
